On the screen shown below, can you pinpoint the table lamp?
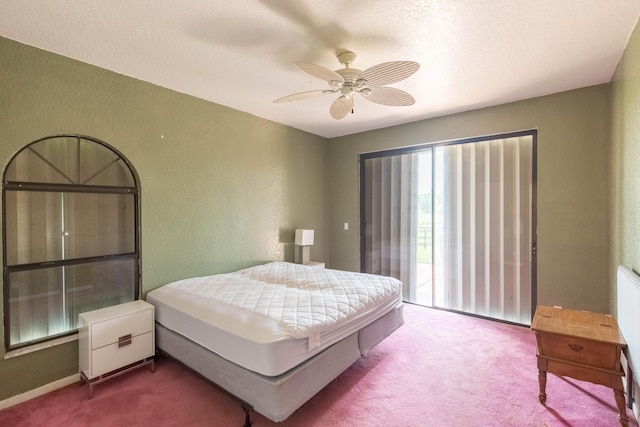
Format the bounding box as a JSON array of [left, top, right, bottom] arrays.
[[295, 229, 314, 265]]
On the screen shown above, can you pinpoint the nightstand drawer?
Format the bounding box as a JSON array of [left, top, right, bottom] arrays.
[[91, 331, 154, 377], [91, 309, 153, 349], [538, 333, 618, 369]]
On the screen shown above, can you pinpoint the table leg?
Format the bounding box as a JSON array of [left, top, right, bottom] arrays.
[[538, 369, 547, 405], [613, 383, 629, 427], [537, 356, 548, 405]]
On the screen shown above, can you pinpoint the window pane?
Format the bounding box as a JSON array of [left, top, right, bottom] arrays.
[[5, 191, 135, 266], [7, 258, 137, 347], [5, 191, 63, 266], [4, 136, 78, 184], [78, 140, 135, 187], [4, 136, 135, 187]]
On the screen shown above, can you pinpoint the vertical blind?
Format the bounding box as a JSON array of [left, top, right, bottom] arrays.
[[361, 132, 535, 325], [435, 135, 534, 324], [362, 153, 419, 301]]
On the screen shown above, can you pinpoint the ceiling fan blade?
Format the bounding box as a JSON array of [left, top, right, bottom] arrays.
[[362, 86, 415, 106], [295, 61, 345, 83], [361, 61, 419, 86], [273, 90, 328, 103], [330, 95, 354, 120]]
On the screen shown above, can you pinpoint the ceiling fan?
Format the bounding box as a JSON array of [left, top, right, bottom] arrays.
[[274, 50, 420, 120]]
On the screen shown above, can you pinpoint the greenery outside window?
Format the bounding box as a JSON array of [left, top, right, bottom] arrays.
[[3, 135, 140, 351]]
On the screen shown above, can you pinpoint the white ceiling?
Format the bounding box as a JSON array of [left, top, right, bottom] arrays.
[[1, 1, 639, 138]]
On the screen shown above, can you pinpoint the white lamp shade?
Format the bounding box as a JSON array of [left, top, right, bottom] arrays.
[[295, 229, 314, 246]]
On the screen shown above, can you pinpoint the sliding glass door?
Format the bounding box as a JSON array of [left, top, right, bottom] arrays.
[[361, 132, 536, 325]]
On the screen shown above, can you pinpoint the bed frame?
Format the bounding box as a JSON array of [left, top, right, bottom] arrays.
[[155, 303, 404, 426]]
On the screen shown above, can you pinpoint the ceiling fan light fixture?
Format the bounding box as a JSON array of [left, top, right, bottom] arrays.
[[340, 86, 354, 97]]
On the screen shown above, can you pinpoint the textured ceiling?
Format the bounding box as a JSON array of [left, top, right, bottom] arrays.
[[1, 1, 639, 138]]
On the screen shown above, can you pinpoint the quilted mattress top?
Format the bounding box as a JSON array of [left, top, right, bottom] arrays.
[[150, 261, 402, 349]]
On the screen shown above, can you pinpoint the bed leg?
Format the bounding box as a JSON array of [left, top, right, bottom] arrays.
[[242, 404, 252, 427]]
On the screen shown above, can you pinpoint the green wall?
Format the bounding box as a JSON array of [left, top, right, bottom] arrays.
[[328, 86, 611, 314], [610, 20, 640, 309], [0, 37, 328, 400]]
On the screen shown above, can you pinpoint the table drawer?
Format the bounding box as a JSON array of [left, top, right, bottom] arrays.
[[90, 331, 154, 377], [91, 309, 153, 349], [538, 332, 618, 369]]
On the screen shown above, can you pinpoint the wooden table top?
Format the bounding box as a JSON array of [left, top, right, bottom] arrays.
[[531, 305, 627, 346]]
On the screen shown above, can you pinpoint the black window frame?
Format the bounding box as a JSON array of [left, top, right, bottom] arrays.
[[2, 135, 141, 351]]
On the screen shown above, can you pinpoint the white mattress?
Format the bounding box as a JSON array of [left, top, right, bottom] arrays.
[[146, 262, 403, 376]]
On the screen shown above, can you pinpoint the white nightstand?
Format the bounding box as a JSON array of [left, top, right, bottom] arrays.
[[78, 300, 155, 398]]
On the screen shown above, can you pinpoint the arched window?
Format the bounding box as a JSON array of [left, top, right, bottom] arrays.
[[3, 135, 140, 350]]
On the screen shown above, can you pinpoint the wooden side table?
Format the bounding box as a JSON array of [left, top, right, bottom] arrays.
[[532, 305, 629, 426]]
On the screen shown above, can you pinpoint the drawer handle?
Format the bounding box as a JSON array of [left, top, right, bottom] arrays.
[[118, 334, 132, 348], [568, 343, 584, 352]]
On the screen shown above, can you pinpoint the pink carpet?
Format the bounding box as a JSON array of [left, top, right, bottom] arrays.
[[1, 304, 637, 426]]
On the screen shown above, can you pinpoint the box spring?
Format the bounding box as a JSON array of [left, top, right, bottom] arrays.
[[155, 303, 403, 422]]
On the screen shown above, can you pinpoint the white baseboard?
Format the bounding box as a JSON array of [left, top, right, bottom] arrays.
[[0, 373, 80, 411]]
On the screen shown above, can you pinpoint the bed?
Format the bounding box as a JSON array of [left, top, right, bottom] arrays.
[[146, 261, 404, 425]]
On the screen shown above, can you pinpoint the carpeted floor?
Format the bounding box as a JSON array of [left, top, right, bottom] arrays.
[[1, 303, 637, 426]]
